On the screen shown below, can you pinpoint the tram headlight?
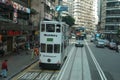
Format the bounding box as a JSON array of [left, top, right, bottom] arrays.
[[47, 59, 51, 62]]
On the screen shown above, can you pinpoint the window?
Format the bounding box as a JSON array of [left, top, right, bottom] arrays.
[[54, 44, 60, 53], [47, 44, 53, 53], [41, 24, 45, 32], [41, 43, 46, 52], [46, 24, 55, 32], [56, 24, 61, 32]]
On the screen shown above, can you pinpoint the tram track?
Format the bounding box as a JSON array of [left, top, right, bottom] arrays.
[[67, 46, 86, 80], [67, 47, 78, 80]]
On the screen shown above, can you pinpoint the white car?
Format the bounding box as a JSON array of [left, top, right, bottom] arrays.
[[96, 39, 105, 48], [90, 37, 95, 42], [109, 42, 116, 49], [72, 35, 76, 39], [103, 39, 110, 47]]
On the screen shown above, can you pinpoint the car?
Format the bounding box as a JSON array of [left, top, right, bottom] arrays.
[[109, 42, 116, 50], [75, 40, 84, 47], [96, 39, 105, 48], [90, 37, 95, 42], [103, 39, 110, 47], [72, 35, 76, 39]]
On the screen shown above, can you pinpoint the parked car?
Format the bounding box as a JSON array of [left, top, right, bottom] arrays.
[[90, 37, 95, 42], [109, 41, 116, 50], [103, 39, 110, 47], [96, 39, 105, 48]]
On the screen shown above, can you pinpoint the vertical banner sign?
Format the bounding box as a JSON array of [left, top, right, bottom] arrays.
[[13, 9, 18, 23], [0, 34, 2, 43]]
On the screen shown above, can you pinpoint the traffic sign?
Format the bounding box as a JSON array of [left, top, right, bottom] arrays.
[[55, 5, 68, 12]]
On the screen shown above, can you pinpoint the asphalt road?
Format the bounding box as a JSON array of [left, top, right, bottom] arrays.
[[85, 39, 120, 80]]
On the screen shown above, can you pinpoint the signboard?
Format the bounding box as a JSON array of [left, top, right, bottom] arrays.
[[47, 38, 53, 42], [55, 5, 68, 12]]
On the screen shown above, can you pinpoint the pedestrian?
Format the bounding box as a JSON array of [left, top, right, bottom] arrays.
[[115, 40, 119, 53], [31, 49, 35, 59], [0, 59, 8, 78], [0, 48, 5, 57]]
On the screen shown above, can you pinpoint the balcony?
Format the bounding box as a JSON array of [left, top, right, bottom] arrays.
[[106, 14, 120, 18], [107, 0, 120, 3], [106, 6, 120, 10], [103, 30, 117, 34], [106, 22, 120, 26]]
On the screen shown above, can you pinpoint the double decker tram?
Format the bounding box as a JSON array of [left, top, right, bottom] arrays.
[[39, 21, 69, 69]]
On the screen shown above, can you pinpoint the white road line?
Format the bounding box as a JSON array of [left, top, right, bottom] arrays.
[[56, 46, 75, 80], [85, 40, 107, 80]]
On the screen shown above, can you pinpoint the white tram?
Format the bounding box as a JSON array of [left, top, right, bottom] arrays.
[[39, 21, 69, 69]]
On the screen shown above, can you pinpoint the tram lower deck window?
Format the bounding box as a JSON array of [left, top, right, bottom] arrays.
[[54, 44, 60, 53], [47, 44, 53, 53]]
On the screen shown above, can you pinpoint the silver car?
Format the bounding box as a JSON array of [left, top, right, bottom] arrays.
[[96, 39, 105, 48], [109, 42, 116, 50]]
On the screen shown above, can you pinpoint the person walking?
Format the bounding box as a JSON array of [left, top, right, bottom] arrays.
[[115, 40, 119, 53], [31, 49, 35, 59], [0, 59, 8, 78]]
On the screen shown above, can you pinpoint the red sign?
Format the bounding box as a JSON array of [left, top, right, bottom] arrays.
[[7, 30, 22, 36]]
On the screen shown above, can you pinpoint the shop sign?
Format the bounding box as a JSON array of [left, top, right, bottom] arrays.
[[12, 1, 30, 13], [7, 30, 22, 36], [0, 0, 12, 5]]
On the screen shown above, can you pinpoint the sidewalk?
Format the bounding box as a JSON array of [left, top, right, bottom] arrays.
[[0, 50, 38, 80]]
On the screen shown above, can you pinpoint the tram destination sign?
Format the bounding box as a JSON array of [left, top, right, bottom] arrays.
[[47, 38, 53, 42]]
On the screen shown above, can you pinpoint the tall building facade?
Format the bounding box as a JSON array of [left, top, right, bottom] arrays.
[[73, 0, 96, 30], [31, 0, 56, 28], [101, 0, 120, 40]]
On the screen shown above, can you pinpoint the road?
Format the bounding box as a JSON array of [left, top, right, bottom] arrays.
[[85, 38, 120, 80], [1, 37, 120, 80]]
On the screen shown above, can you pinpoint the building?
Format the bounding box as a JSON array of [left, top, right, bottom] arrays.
[[101, 0, 120, 40], [70, 0, 96, 31], [0, 0, 31, 52]]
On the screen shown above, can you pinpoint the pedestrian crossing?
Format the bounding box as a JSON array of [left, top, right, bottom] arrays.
[[12, 71, 59, 80]]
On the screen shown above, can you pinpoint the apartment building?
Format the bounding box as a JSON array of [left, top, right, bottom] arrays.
[[101, 0, 120, 40], [31, 0, 56, 27], [72, 0, 96, 30]]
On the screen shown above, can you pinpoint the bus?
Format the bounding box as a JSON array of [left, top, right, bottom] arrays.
[[39, 21, 69, 69]]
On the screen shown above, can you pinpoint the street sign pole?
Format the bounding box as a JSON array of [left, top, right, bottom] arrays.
[[58, 0, 62, 22]]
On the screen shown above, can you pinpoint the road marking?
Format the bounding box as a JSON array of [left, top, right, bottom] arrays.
[[85, 40, 107, 80]]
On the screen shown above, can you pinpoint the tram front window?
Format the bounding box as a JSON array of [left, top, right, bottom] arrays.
[[56, 25, 61, 32], [47, 44, 53, 53], [54, 44, 60, 53], [41, 24, 45, 32], [41, 43, 46, 52], [46, 24, 55, 32]]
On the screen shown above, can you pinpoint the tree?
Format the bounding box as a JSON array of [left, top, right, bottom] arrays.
[[62, 15, 75, 27], [30, 8, 38, 15]]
